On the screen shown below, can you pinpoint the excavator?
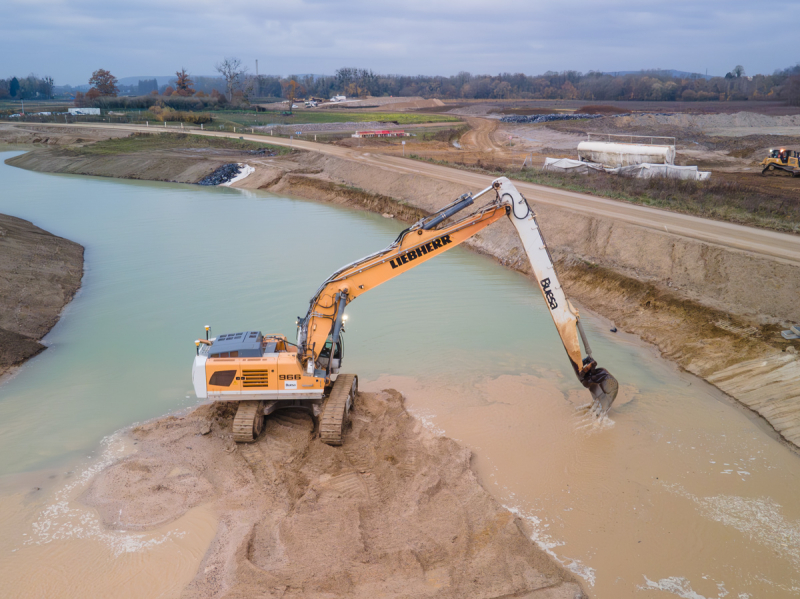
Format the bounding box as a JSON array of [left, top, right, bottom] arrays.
[[191, 177, 619, 444], [761, 148, 800, 176]]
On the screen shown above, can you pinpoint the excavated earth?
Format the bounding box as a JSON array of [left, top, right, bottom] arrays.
[[0, 212, 84, 377], [82, 391, 584, 599]]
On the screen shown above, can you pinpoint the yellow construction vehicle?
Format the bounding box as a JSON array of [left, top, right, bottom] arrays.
[[192, 177, 619, 444], [760, 148, 800, 176]]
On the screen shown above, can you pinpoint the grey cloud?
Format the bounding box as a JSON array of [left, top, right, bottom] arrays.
[[1, 0, 795, 84]]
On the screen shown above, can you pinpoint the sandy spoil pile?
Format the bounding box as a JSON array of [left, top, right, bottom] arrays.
[[81, 391, 584, 598]]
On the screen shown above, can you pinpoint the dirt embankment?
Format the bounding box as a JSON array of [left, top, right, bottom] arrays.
[[6, 127, 800, 449], [0, 123, 130, 149], [0, 213, 84, 377], [83, 390, 584, 599]]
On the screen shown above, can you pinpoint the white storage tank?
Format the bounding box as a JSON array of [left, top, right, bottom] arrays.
[[577, 141, 675, 167]]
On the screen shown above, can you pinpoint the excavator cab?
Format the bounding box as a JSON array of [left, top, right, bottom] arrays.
[[317, 334, 344, 375]]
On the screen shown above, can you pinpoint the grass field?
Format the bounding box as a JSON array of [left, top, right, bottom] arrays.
[[65, 132, 291, 156]]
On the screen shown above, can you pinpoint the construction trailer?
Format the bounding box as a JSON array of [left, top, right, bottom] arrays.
[[68, 107, 101, 116]]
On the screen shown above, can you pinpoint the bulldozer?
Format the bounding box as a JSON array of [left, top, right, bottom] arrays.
[[760, 148, 800, 176], [191, 177, 619, 444]]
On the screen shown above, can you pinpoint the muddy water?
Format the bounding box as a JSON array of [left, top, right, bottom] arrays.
[[1, 151, 799, 598]]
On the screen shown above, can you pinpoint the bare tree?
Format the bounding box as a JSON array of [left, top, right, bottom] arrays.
[[215, 57, 246, 102]]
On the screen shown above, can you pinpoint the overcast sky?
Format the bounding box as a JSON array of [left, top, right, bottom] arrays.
[[3, 0, 797, 85]]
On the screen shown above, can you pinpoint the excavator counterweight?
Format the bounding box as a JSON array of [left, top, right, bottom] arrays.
[[192, 178, 619, 443]]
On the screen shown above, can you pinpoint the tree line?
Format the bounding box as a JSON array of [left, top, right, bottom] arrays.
[[209, 63, 800, 106], [0, 75, 54, 99], [287, 65, 800, 104], [3, 63, 800, 107]]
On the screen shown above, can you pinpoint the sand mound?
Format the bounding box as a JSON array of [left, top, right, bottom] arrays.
[[375, 98, 446, 111], [82, 391, 584, 598]]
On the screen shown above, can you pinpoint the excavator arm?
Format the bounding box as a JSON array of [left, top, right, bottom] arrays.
[[297, 177, 618, 414]]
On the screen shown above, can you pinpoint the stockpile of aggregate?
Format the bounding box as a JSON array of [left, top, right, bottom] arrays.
[[246, 147, 277, 156], [197, 163, 241, 185], [500, 113, 604, 124]]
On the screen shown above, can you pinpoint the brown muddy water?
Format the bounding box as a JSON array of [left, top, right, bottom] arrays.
[[1, 154, 799, 598]]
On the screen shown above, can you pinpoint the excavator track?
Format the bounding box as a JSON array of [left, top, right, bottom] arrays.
[[319, 374, 357, 446], [233, 400, 265, 443]]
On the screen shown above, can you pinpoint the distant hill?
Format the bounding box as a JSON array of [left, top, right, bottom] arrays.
[[603, 69, 715, 80]]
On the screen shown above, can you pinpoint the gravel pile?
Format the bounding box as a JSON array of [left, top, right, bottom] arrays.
[[500, 113, 603, 124], [198, 163, 241, 186], [246, 148, 276, 156]]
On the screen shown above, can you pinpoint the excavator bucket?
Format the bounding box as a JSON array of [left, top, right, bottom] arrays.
[[581, 365, 619, 416]]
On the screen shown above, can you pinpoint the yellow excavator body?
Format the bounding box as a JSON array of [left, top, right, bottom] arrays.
[[760, 148, 800, 176], [201, 334, 326, 399]]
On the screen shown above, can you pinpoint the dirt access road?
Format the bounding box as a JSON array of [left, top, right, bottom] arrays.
[[13, 122, 800, 267], [459, 117, 503, 153]]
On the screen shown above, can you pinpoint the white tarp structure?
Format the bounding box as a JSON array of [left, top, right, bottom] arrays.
[[577, 141, 676, 166], [68, 107, 100, 116], [613, 163, 711, 181], [543, 157, 710, 181], [543, 158, 604, 174]]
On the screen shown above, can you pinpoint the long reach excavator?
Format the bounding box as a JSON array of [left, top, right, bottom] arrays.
[[192, 177, 619, 444]]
